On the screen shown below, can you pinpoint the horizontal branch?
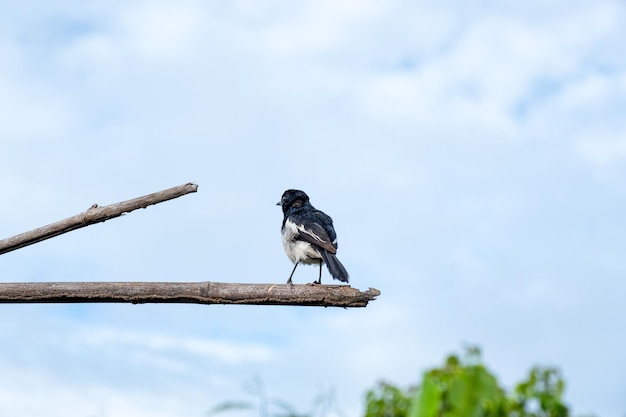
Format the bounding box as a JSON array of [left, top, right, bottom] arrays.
[[0, 282, 380, 308], [0, 182, 198, 255]]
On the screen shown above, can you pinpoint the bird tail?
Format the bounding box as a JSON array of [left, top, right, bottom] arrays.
[[321, 250, 349, 283]]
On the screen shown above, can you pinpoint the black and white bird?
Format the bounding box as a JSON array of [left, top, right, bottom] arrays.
[[277, 189, 349, 285]]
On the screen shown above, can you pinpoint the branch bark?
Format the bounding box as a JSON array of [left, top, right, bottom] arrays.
[[0, 182, 198, 255], [0, 282, 380, 307]]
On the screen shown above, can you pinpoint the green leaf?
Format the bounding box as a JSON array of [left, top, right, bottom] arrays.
[[409, 375, 441, 417]]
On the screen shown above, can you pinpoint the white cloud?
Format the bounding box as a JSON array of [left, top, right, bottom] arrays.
[[0, 70, 73, 141], [252, 0, 387, 55], [75, 327, 275, 364], [0, 366, 210, 417], [358, 1, 626, 137], [574, 131, 626, 166], [118, 3, 210, 61], [528, 71, 626, 169]]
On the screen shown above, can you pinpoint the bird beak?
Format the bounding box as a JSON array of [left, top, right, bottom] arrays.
[[276, 201, 281, 206]]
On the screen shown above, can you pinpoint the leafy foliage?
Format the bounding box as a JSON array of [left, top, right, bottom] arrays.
[[508, 367, 568, 417], [365, 347, 574, 417], [364, 381, 416, 417]]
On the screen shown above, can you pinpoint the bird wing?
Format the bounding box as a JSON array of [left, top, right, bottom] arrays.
[[313, 209, 338, 248], [294, 221, 337, 254]]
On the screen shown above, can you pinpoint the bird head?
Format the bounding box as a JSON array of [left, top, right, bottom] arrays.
[[277, 189, 310, 213]]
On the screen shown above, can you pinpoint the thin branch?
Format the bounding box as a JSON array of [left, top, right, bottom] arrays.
[[0, 282, 380, 307], [0, 182, 199, 255]]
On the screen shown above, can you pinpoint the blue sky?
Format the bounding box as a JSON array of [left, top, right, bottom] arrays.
[[1, 0, 626, 416]]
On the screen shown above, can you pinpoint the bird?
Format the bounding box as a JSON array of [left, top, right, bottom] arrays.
[[277, 189, 349, 285]]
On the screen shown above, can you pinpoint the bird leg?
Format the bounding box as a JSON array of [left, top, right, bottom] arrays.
[[312, 263, 322, 285], [286, 262, 299, 285]]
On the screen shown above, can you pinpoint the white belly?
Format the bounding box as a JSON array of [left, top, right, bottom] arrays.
[[283, 239, 322, 264], [282, 220, 322, 264]]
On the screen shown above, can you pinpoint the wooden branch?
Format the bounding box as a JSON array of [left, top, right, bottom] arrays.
[[0, 282, 380, 307], [0, 182, 198, 255]]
